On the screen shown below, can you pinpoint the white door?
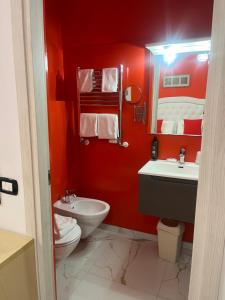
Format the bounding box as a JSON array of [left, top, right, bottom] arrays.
[[0, 1, 55, 299]]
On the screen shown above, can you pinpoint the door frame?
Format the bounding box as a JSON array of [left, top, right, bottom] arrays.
[[15, 0, 225, 299], [11, 0, 55, 299], [188, 0, 225, 298]]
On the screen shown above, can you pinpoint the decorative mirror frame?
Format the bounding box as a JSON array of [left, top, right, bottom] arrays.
[[124, 85, 143, 104], [146, 38, 211, 136]]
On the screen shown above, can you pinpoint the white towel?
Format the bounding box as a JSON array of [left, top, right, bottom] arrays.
[[98, 114, 119, 139], [79, 69, 93, 92], [102, 68, 118, 92], [80, 113, 98, 137], [177, 120, 184, 135], [161, 120, 176, 134], [54, 214, 77, 239]]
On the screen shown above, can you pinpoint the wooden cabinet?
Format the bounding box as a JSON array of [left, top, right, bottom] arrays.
[[0, 230, 38, 300], [139, 174, 197, 223]]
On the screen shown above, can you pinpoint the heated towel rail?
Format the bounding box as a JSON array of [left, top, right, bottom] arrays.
[[77, 65, 127, 147]]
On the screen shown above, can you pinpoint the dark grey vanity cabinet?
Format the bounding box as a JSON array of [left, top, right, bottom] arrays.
[[138, 174, 198, 223]]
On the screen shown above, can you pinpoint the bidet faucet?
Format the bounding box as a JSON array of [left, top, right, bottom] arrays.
[[64, 189, 76, 203], [179, 147, 186, 167]]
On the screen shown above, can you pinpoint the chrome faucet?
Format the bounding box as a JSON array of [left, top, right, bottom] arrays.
[[64, 189, 76, 203], [178, 148, 186, 167]]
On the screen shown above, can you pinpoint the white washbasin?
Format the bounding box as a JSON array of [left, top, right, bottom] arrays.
[[138, 160, 199, 181]]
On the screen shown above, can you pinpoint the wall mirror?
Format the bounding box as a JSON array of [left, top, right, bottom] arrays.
[[146, 38, 211, 136], [124, 85, 142, 104]]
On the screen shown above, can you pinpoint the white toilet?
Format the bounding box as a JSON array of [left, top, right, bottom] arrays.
[[54, 196, 110, 239], [54, 214, 81, 261]]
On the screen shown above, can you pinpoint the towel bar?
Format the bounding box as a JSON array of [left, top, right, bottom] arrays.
[[77, 65, 124, 146]]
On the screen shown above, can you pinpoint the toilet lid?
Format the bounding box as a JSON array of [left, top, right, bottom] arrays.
[[55, 224, 81, 246]]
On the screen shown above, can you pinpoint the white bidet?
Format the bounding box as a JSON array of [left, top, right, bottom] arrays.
[[54, 197, 110, 238]]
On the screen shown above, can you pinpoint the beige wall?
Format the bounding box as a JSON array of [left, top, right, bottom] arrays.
[[0, 1, 26, 233]]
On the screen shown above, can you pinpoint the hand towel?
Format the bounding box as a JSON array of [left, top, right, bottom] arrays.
[[98, 114, 119, 139], [177, 120, 184, 135], [161, 120, 176, 134], [80, 113, 98, 137], [183, 119, 202, 135], [54, 213, 77, 230], [54, 213, 77, 240], [79, 69, 93, 92], [102, 68, 118, 92]]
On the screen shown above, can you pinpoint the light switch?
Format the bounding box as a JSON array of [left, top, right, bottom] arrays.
[[0, 177, 18, 195], [2, 181, 13, 192]]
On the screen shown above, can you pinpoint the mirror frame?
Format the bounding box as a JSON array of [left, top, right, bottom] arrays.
[[146, 38, 211, 136], [124, 85, 143, 104]]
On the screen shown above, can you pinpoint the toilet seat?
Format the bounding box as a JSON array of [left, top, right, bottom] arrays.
[[55, 224, 81, 247]]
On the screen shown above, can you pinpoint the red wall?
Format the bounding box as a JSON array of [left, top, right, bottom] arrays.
[[45, 0, 78, 202], [45, 0, 214, 242], [159, 54, 208, 98]]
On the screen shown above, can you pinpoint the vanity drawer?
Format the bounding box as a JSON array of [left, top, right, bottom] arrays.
[[139, 174, 197, 223]]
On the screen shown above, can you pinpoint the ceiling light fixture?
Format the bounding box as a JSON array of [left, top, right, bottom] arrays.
[[163, 46, 177, 64], [197, 53, 209, 62], [146, 39, 211, 57]]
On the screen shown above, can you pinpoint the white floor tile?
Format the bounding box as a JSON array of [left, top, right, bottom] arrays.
[[122, 241, 167, 295], [87, 235, 133, 281], [68, 274, 156, 300], [158, 254, 191, 300], [56, 227, 191, 300]]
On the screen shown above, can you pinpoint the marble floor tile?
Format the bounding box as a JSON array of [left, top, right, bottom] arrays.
[[56, 228, 191, 300], [157, 254, 191, 300], [100, 223, 157, 241], [56, 262, 82, 300], [116, 226, 157, 241], [56, 238, 100, 281], [86, 234, 166, 295], [68, 273, 157, 300], [99, 223, 120, 234], [121, 240, 167, 295], [99, 224, 192, 253], [87, 235, 134, 281]]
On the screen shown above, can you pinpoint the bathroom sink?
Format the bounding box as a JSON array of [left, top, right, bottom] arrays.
[[138, 159, 198, 223], [138, 160, 199, 181]]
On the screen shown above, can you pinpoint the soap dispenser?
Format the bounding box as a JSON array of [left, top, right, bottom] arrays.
[[151, 137, 158, 160]]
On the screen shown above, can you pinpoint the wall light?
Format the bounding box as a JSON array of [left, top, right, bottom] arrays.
[[146, 38, 211, 59], [163, 46, 177, 65], [197, 53, 209, 62]]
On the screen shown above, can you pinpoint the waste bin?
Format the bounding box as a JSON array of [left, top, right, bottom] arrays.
[[157, 219, 185, 263]]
